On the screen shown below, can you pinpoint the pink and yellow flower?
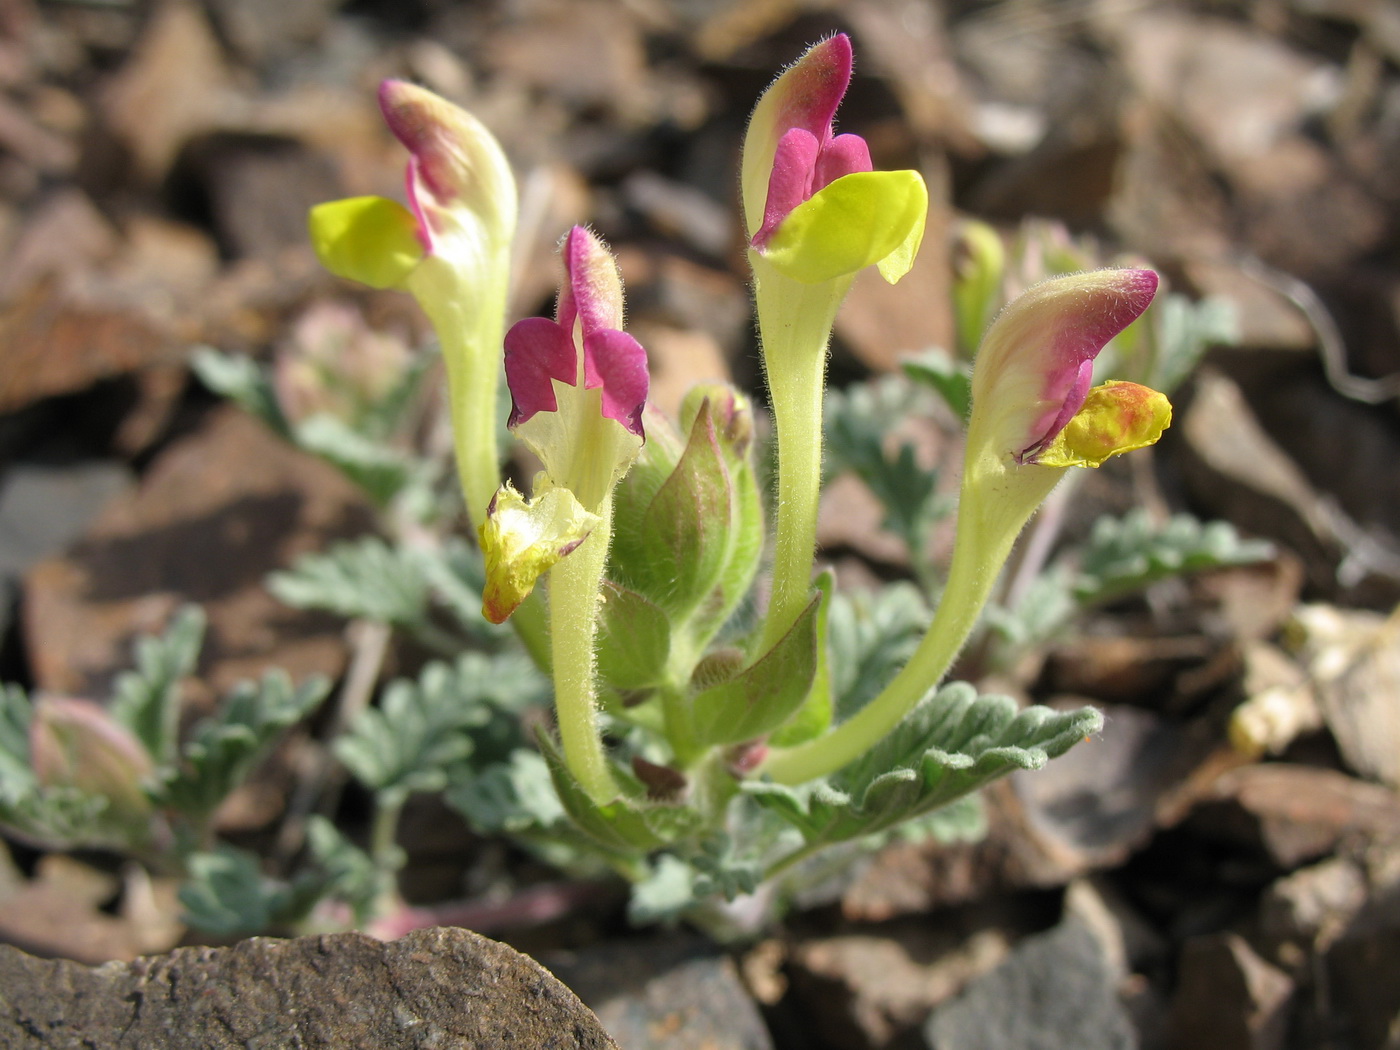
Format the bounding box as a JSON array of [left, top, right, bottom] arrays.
[[480, 226, 649, 623]]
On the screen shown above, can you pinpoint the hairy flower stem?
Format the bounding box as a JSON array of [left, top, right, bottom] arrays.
[[408, 261, 509, 529], [761, 446, 1061, 784], [753, 259, 850, 657], [549, 494, 618, 804]]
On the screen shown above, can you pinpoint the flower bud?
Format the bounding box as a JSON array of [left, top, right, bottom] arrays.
[[29, 696, 155, 830]]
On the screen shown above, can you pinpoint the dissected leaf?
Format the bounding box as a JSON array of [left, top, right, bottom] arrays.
[[748, 682, 1102, 846], [110, 606, 205, 766], [292, 414, 419, 506], [1075, 509, 1273, 606], [825, 376, 952, 564], [825, 583, 929, 721], [189, 347, 290, 436], [336, 652, 547, 801], [270, 537, 430, 626], [179, 845, 299, 936], [162, 672, 328, 821]]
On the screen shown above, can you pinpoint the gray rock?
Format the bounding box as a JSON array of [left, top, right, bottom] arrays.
[[0, 927, 618, 1049], [548, 938, 773, 1050], [922, 917, 1137, 1050], [1168, 934, 1294, 1050], [0, 461, 131, 578]]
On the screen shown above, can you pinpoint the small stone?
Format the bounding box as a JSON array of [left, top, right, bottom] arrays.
[[98, 1, 237, 184], [1187, 764, 1400, 869], [1258, 854, 1367, 964], [1328, 919, 1400, 1050], [547, 938, 773, 1050], [23, 406, 370, 702], [788, 921, 1010, 1050], [1064, 877, 1168, 978], [1178, 370, 1343, 595], [1169, 934, 1294, 1050], [922, 917, 1137, 1050], [0, 927, 618, 1048], [1289, 603, 1400, 788], [0, 461, 131, 580]]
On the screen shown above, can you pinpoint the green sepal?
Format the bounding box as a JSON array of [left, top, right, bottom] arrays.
[[747, 682, 1103, 845], [308, 196, 425, 290], [769, 570, 834, 747], [665, 389, 764, 654], [595, 580, 672, 691], [762, 170, 927, 285], [537, 732, 701, 853], [689, 592, 821, 747]]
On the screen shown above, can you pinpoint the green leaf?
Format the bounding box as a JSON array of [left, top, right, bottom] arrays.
[[337, 652, 547, 800], [1, 686, 152, 853], [764, 170, 928, 285], [538, 733, 702, 854], [270, 537, 430, 626], [748, 682, 1103, 846], [1145, 293, 1238, 395], [689, 592, 821, 747], [447, 748, 566, 835], [163, 671, 328, 821], [769, 570, 834, 747], [903, 348, 973, 421], [291, 414, 419, 506], [0, 684, 33, 788], [303, 814, 382, 923], [628, 853, 699, 924], [110, 606, 205, 766], [189, 347, 291, 436], [179, 845, 299, 936], [1075, 510, 1274, 607], [824, 377, 953, 567], [825, 583, 929, 721]]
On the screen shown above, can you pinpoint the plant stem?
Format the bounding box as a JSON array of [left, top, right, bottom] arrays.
[[411, 257, 510, 533], [439, 313, 503, 533], [752, 258, 849, 657], [548, 494, 617, 804], [760, 449, 1061, 784], [370, 789, 405, 873]]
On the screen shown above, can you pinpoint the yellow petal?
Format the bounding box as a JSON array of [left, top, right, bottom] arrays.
[[1036, 380, 1172, 468], [308, 196, 424, 289], [478, 481, 600, 623]]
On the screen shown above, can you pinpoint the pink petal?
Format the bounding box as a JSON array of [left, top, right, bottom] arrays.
[[754, 128, 820, 248], [504, 317, 578, 428], [774, 33, 853, 148], [1016, 269, 1159, 462], [558, 226, 623, 336], [379, 80, 451, 201], [813, 132, 872, 191], [584, 329, 649, 438], [403, 157, 434, 252]]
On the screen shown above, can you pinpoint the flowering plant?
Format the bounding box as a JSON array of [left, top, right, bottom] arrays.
[[294, 35, 1175, 924], [8, 36, 1274, 940]]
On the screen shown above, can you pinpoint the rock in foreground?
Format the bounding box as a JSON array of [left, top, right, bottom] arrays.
[[0, 927, 618, 1049]]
